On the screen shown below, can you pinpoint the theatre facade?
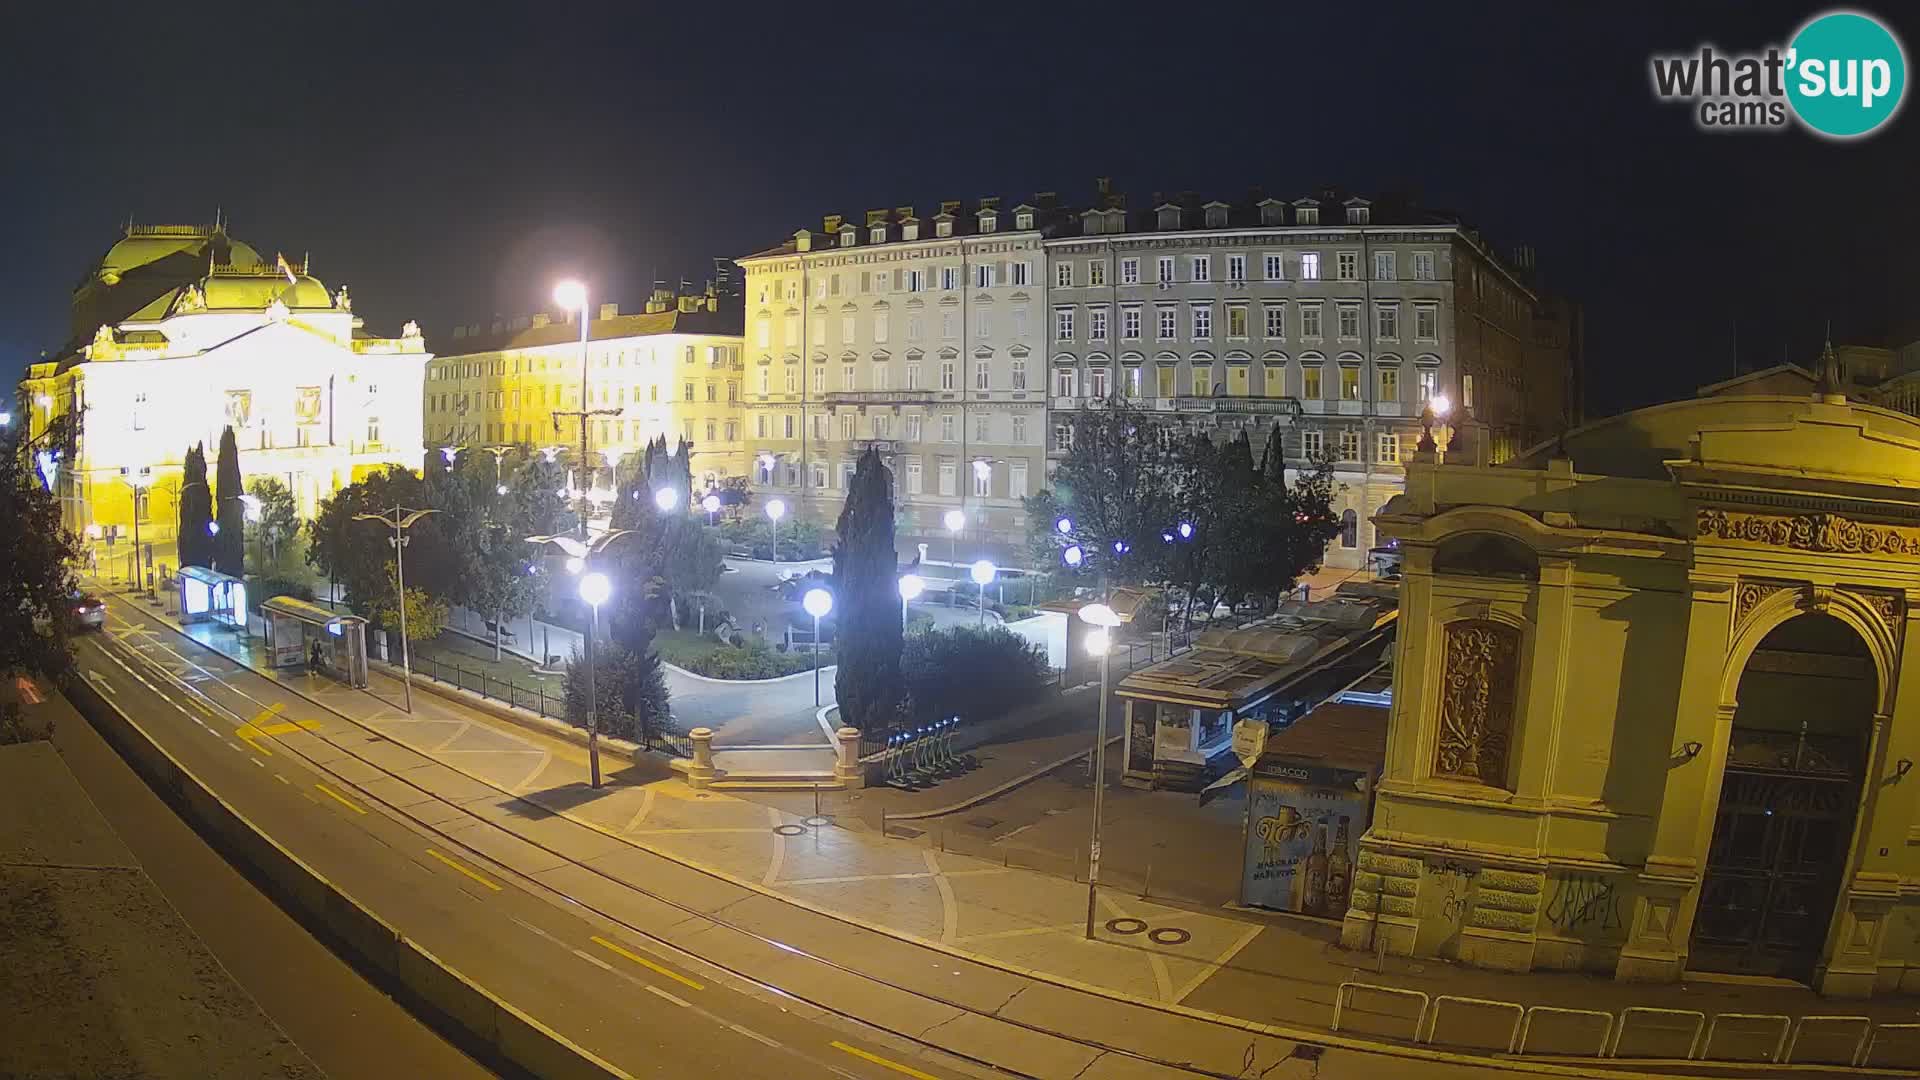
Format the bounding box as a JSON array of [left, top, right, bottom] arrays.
[[1343, 353, 1920, 996]]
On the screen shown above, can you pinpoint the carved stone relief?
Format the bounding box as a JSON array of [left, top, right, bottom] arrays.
[[1698, 508, 1920, 556], [1434, 620, 1520, 785]]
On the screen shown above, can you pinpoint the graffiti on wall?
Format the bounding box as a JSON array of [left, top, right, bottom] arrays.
[[1545, 872, 1623, 935]]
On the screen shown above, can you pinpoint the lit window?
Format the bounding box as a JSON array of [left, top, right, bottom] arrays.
[[1303, 365, 1323, 399], [1088, 261, 1106, 287], [1300, 252, 1321, 281], [1377, 432, 1400, 464], [1226, 305, 1248, 339], [1341, 366, 1360, 400]]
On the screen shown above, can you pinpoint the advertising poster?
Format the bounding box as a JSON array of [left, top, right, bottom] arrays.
[[1242, 766, 1370, 917]]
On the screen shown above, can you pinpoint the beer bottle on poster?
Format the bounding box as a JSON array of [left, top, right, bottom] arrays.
[[1302, 822, 1329, 914], [1326, 815, 1352, 912]]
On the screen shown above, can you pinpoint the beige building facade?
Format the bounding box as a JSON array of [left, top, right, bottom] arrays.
[[1344, 361, 1920, 996], [426, 285, 745, 491]]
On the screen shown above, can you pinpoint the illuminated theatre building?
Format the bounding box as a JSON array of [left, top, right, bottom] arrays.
[[20, 223, 429, 558]]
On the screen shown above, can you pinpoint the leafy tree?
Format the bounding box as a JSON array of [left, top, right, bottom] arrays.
[[213, 425, 245, 576], [506, 453, 573, 539], [561, 641, 671, 745], [831, 447, 904, 730], [177, 443, 212, 569], [370, 563, 448, 643], [0, 414, 79, 676], [607, 439, 723, 629], [306, 467, 454, 620], [466, 520, 542, 660], [244, 477, 299, 570], [899, 625, 1051, 726]]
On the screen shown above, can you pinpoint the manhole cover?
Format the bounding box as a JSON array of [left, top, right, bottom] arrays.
[[1148, 927, 1192, 946], [886, 824, 925, 840], [966, 817, 1000, 830], [772, 824, 807, 837], [1105, 917, 1148, 935], [803, 815, 832, 828]]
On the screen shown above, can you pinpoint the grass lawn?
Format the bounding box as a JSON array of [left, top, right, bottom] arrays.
[[653, 628, 829, 679], [412, 632, 565, 689]]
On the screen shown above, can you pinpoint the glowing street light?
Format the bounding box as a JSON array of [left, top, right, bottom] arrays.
[[0, 411, 11, 427], [944, 507, 966, 565], [553, 279, 595, 541], [1055, 516, 1073, 535], [578, 569, 613, 788], [802, 587, 833, 706], [439, 445, 460, 465], [1177, 521, 1194, 540], [565, 556, 584, 575], [1078, 600, 1123, 940], [969, 559, 996, 626], [1062, 544, 1084, 568], [207, 521, 220, 536], [352, 505, 439, 714], [766, 497, 787, 566], [654, 486, 679, 513], [898, 573, 925, 624], [702, 492, 721, 524]]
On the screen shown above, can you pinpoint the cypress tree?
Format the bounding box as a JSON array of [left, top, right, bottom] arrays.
[[213, 425, 245, 575], [831, 447, 904, 730], [178, 443, 213, 568]]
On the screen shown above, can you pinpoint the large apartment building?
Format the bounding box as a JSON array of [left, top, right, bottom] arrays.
[[425, 283, 746, 491], [737, 200, 1055, 564], [1044, 183, 1579, 568]]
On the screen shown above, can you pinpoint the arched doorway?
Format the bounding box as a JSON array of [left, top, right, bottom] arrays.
[[1690, 612, 1875, 981]]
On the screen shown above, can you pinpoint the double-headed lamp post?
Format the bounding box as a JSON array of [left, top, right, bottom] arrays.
[[969, 559, 996, 626], [1078, 601, 1123, 939], [803, 587, 833, 706], [578, 569, 612, 788], [353, 506, 439, 714], [897, 573, 924, 626]]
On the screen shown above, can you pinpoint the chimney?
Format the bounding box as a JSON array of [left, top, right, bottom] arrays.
[[451, 325, 467, 339], [939, 200, 961, 216], [490, 318, 504, 333], [978, 196, 1000, 210], [865, 209, 888, 226], [893, 205, 914, 220], [824, 213, 844, 233], [1151, 191, 1165, 207], [598, 302, 619, 320], [1095, 176, 1111, 197], [530, 312, 552, 329], [1035, 191, 1058, 208]]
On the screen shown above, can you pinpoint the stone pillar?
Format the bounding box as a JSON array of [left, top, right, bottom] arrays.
[[687, 727, 716, 789], [835, 726, 865, 789]]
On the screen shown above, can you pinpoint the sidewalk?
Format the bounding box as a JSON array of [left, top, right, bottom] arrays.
[[104, 584, 1920, 1071]]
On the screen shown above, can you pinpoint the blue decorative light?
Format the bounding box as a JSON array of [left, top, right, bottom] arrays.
[[1062, 544, 1084, 567], [1111, 540, 1129, 555], [1055, 516, 1073, 535], [1177, 521, 1194, 540]]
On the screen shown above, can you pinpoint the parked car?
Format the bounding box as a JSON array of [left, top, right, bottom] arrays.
[[70, 593, 106, 632]]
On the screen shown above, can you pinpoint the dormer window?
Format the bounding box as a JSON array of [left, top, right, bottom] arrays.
[[979, 213, 998, 234], [1347, 206, 1370, 225], [1204, 204, 1229, 228], [1015, 211, 1033, 230], [1156, 206, 1181, 230], [1259, 201, 1285, 226], [871, 226, 887, 244], [935, 219, 953, 238], [1297, 205, 1320, 226], [839, 229, 856, 247], [902, 221, 919, 241]]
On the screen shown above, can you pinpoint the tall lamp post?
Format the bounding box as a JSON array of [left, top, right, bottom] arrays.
[[803, 587, 832, 706], [969, 559, 996, 625], [943, 508, 965, 567], [353, 506, 439, 714], [702, 492, 721, 526], [483, 445, 513, 497], [552, 280, 622, 541], [898, 573, 924, 627], [766, 498, 787, 566], [122, 468, 151, 589], [578, 569, 612, 789], [1078, 601, 1122, 939]]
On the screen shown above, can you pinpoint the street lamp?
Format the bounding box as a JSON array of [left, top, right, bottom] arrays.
[[578, 570, 612, 789], [766, 497, 787, 566], [0, 410, 11, 427], [969, 559, 996, 626], [653, 486, 679, 513], [898, 573, 924, 625], [122, 468, 151, 590], [803, 587, 833, 706], [553, 279, 593, 540], [1055, 516, 1073, 536], [1062, 544, 1084, 568], [352, 506, 439, 714], [702, 492, 721, 525], [944, 507, 965, 565], [1078, 601, 1123, 940]]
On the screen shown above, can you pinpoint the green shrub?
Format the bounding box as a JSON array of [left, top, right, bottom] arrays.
[[655, 630, 828, 679], [900, 625, 1051, 725]]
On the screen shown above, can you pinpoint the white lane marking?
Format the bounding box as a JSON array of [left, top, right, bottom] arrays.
[[274, 775, 292, 785], [571, 949, 614, 971], [728, 1023, 782, 1049], [643, 984, 691, 1008], [86, 672, 118, 696], [510, 916, 562, 944], [251, 758, 265, 769]]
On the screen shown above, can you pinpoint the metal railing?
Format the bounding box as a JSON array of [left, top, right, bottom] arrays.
[[412, 652, 690, 756]]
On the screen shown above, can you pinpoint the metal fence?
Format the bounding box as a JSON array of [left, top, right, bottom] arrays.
[[412, 653, 691, 757]]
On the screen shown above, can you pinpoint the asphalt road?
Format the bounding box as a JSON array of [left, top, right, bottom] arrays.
[[71, 599, 993, 1080]]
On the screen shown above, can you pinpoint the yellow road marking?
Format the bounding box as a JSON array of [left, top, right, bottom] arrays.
[[425, 848, 502, 892], [830, 1041, 940, 1080], [314, 783, 367, 815], [254, 720, 321, 737], [591, 935, 704, 991]]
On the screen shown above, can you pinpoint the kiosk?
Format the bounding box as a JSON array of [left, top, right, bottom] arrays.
[[260, 596, 369, 688], [176, 566, 246, 629]]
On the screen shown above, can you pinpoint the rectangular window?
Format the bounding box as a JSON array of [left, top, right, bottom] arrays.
[[874, 314, 889, 343], [1413, 251, 1436, 281], [1227, 254, 1246, 282], [1089, 306, 1108, 341], [1339, 428, 1360, 461], [757, 320, 771, 348], [1189, 255, 1211, 282], [1010, 414, 1027, 444], [811, 462, 828, 489], [1156, 366, 1176, 398], [1089, 366, 1110, 398], [907, 315, 923, 341], [757, 414, 768, 438], [1157, 256, 1175, 283], [1341, 366, 1360, 400], [975, 263, 994, 288], [1120, 257, 1139, 285], [941, 414, 956, 442], [1011, 261, 1030, 286], [812, 367, 824, 394], [941, 266, 958, 290], [906, 269, 925, 293], [1301, 303, 1323, 339], [1009, 460, 1029, 498], [906, 458, 923, 493], [1054, 307, 1075, 341], [939, 461, 956, 496], [1264, 253, 1284, 281], [840, 413, 855, 441], [975, 360, 990, 390], [1415, 304, 1438, 342], [1055, 367, 1077, 398], [1374, 251, 1395, 281], [1191, 304, 1212, 340], [811, 318, 826, 345], [1191, 366, 1213, 396], [1012, 308, 1028, 338], [935, 312, 953, 340], [1121, 305, 1141, 341], [1264, 303, 1286, 340], [684, 381, 695, 401], [1380, 367, 1399, 400], [872, 363, 889, 391], [840, 315, 855, 342], [906, 360, 921, 389], [1011, 357, 1027, 389], [974, 413, 989, 443], [1301, 429, 1323, 458], [1337, 305, 1360, 340], [1125, 366, 1142, 397], [843, 363, 857, 389], [1054, 422, 1073, 451], [1226, 304, 1248, 339], [1303, 365, 1323, 399], [906, 413, 923, 441], [977, 309, 991, 338], [1418, 369, 1437, 402], [813, 413, 828, 441], [973, 462, 991, 497], [784, 413, 796, 439], [1055, 262, 1074, 288], [1157, 305, 1177, 340], [1463, 373, 1475, 410], [1377, 432, 1400, 464], [941, 361, 956, 390], [1088, 261, 1106, 287], [1376, 304, 1399, 341], [1337, 252, 1358, 280], [1300, 252, 1321, 281]]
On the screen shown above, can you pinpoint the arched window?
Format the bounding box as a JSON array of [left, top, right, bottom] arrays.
[[1340, 509, 1358, 548]]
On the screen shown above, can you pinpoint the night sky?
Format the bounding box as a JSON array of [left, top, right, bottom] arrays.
[[3, 1, 1913, 417]]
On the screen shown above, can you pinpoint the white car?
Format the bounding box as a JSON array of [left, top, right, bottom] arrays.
[[70, 593, 106, 632]]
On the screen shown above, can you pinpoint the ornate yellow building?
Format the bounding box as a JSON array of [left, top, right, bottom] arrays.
[[425, 284, 744, 490], [20, 223, 429, 562], [1345, 349, 1920, 996]]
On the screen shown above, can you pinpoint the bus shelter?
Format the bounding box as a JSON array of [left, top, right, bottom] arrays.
[[176, 566, 247, 629], [260, 596, 369, 688]]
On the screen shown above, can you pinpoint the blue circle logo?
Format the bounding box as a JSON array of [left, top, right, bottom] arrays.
[[1787, 11, 1907, 138]]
